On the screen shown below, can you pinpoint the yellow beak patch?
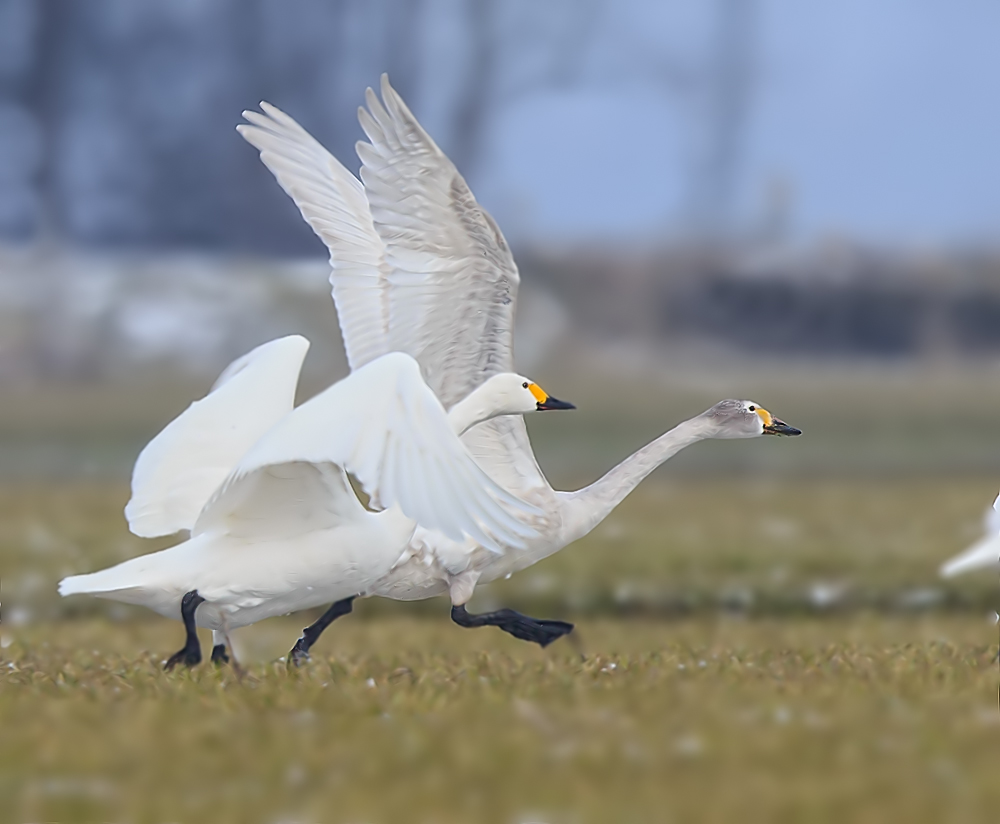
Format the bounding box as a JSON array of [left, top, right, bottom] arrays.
[[755, 407, 774, 427], [527, 383, 548, 404]]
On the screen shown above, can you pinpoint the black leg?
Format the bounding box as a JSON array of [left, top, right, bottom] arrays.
[[211, 643, 230, 665], [164, 590, 206, 671], [288, 596, 356, 668], [451, 604, 574, 648]]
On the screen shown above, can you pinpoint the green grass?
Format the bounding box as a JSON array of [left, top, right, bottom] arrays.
[[8, 355, 1000, 481], [4, 478, 997, 624], [2, 616, 998, 823], [2, 480, 999, 822], [6, 272, 1000, 820]]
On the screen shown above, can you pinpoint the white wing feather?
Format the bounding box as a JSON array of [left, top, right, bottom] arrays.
[[356, 77, 554, 504], [238, 105, 390, 371], [940, 491, 1000, 576], [357, 75, 520, 409], [124, 335, 309, 538], [238, 81, 555, 558], [989, 490, 1000, 534], [941, 535, 1000, 577], [193, 353, 538, 552]]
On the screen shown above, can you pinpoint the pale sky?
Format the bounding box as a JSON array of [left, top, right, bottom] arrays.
[[471, 0, 1000, 245]]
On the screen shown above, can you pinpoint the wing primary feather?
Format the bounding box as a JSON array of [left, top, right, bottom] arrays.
[[126, 335, 308, 538], [239, 104, 390, 372], [428, 453, 514, 554]]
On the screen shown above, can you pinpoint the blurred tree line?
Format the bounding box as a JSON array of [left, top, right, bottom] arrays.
[[6, 1, 998, 368], [0, 0, 768, 250], [0, 0, 607, 252]]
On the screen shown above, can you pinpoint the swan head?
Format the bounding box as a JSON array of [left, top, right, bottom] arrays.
[[700, 399, 801, 439], [477, 373, 576, 415]]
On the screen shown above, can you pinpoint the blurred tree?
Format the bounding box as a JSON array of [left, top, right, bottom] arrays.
[[684, 0, 757, 238], [447, 0, 601, 182], [0, 0, 42, 238], [4, 0, 607, 251], [15, 0, 433, 252], [603, 0, 758, 240]]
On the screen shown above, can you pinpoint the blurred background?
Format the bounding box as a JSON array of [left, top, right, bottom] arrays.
[[3, 0, 999, 586], [3, 0, 1000, 627], [1, 2, 999, 820]]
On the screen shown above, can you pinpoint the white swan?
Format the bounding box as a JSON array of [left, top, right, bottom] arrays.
[[940, 491, 1000, 577], [232, 76, 800, 657], [123, 334, 311, 540], [58, 349, 573, 668]]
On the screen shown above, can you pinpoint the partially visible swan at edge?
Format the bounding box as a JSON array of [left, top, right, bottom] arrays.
[[230, 75, 801, 659], [59, 348, 573, 668], [940, 490, 1000, 577]]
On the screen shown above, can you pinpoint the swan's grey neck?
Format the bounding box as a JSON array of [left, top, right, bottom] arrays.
[[561, 416, 715, 544], [446, 385, 501, 435]]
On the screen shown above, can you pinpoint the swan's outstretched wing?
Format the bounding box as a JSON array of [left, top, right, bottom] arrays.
[[238, 106, 390, 371], [239, 81, 551, 507], [356, 76, 552, 498], [357, 74, 519, 409], [940, 491, 1000, 576], [460, 417, 550, 495], [194, 353, 538, 552], [125, 335, 309, 538]]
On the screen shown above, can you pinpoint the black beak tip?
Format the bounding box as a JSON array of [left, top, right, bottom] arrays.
[[768, 421, 801, 436], [537, 397, 576, 411]]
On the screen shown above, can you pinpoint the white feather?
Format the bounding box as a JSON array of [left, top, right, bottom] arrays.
[[940, 490, 1000, 577], [193, 352, 537, 553], [358, 76, 520, 410], [208, 79, 789, 620], [240, 89, 553, 562], [237, 106, 390, 371], [940, 534, 1000, 577], [58, 353, 544, 629], [124, 335, 309, 538]]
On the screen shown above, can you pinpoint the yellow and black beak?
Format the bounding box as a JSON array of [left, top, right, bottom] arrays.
[[756, 407, 801, 436], [528, 383, 576, 412]]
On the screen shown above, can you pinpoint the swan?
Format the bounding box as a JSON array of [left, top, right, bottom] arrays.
[[233, 75, 800, 658], [58, 348, 574, 668], [940, 490, 1000, 577]]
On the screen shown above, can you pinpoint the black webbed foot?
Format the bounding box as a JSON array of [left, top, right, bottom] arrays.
[[163, 590, 206, 671], [286, 596, 356, 669], [287, 642, 311, 669], [451, 604, 574, 648], [164, 644, 202, 670], [210, 644, 230, 665]]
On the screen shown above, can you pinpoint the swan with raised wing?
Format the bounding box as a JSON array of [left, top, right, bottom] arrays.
[[235, 76, 800, 660], [59, 348, 573, 668]]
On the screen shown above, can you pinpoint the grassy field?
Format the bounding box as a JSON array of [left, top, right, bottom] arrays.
[[8, 250, 1000, 820], [8, 354, 1000, 481], [4, 478, 997, 624], [3, 357, 1000, 822], [0, 616, 997, 824], [1, 479, 998, 823]]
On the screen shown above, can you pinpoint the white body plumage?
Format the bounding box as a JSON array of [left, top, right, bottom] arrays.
[[59, 351, 549, 629], [235, 77, 798, 611]]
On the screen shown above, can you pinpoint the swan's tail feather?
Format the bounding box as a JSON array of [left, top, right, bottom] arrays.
[[58, 541, 202, 610], [59, 571, 122, 597], [58, 560, 187, 617], [59, 565, 149, 598]]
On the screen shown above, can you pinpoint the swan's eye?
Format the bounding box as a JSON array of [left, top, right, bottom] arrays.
[[748, 405, 756, 412], [522, 382, 529, 389]]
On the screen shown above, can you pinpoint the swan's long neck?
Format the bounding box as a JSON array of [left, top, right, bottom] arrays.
[[559, 416, 715, 545], [446, 386, 501, 435]]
